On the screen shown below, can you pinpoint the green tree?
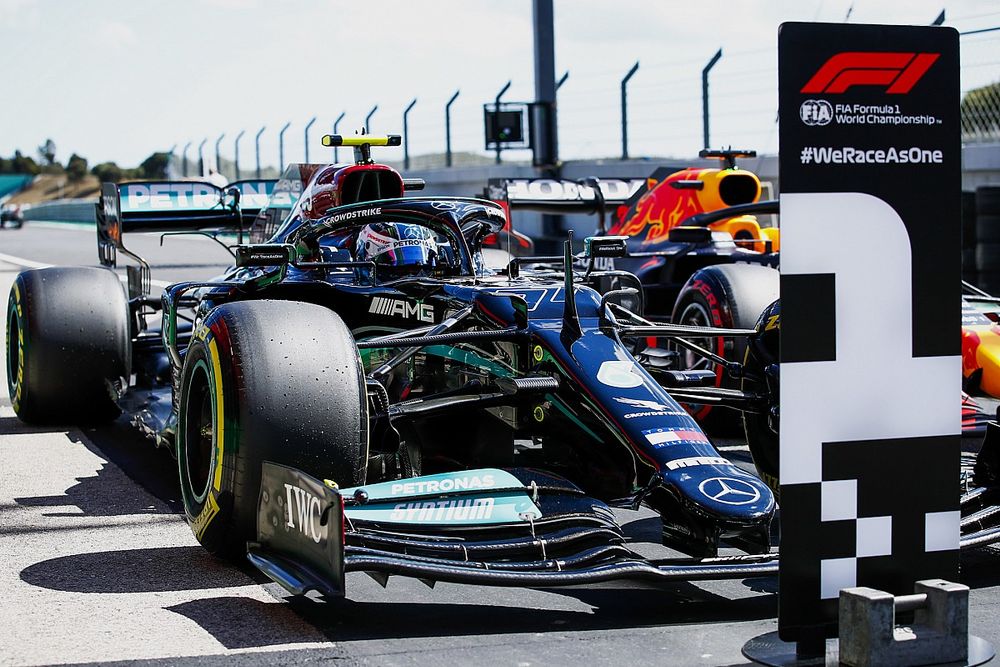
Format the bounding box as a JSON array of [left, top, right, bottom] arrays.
[[66, 153, 88, 182], [138, 152, 170, 179], [12, 150, 40, 175], [91, 161, 123, 183]]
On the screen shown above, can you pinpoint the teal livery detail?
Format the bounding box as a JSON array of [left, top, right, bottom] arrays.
[[341, 469, 542, 525]]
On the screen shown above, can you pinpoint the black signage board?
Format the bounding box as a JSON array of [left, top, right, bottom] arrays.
[[484, 104, 529, 150], [778, 22, 960, 643]]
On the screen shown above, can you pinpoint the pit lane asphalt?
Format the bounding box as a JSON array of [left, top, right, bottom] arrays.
[[0, 222, 998, 666]]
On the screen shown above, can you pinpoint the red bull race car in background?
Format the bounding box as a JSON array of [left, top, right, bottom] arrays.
[[489, 150, 998, 435]]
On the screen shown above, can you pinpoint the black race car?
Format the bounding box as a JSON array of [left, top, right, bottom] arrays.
[[6, 136, 998, 598]]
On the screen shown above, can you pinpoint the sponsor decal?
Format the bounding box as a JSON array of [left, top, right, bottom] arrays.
[[283, 483, 326, 544], [698, 477, 762, 506], [329, 206, 382, 224], [800, 52, 939, 95], [390, 498, 495, 522], [665, 456, 732, 471], [389, 473, 496, 496], [800, 99, 833, 126], [597, 360, 644, 388], [504, 178, 644, 203], [532, 345, 544, 362], [369, 297, 434, 323], [799, 146, 943, 166], [120, 183, 220, 211], [614, 396, 689, 420], [642, 426, 710, 447]]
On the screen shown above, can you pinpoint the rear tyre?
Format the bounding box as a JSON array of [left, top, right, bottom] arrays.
[[670, 263, 779, 432], [6, 267, 129, 424], [176, 299, 368, 557]]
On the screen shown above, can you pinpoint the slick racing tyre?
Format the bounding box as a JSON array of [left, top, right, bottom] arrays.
[[177, 299, 368, 557], [6, 267, 129, 424], [741, 300, 781, 495], [670, 263, 779, 432]]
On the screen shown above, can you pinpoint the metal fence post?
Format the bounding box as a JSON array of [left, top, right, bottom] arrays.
[[304, 117, 316, 163], [279, 121, 291, 171], [234, 130, 245, 180], [494, 80, 512, 165], [445, 90, 460, 167], [403, 98, 417, 170], [365, 105, 378, 132], [182, 141, 191, 177], [557, 71, 569, 90], [333, 112, 346, 163], [702, 48, 723, 150], [620, 62, 639, 160], [255, 126, 266, 179], [197, 138, 207, 177], [214, 133, 225, 175]]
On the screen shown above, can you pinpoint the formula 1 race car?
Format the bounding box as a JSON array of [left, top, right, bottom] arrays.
[[5, 135, 787, 596], [6, 137, 998, 599]]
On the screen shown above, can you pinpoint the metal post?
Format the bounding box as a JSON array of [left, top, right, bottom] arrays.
[[214, 133, 225, 175], [182, 141, 191, 177], [233, 130, 245, 180], [333, 112, 346, 163], [557, 71, 569, 90], [255, 126, 266, 179], [365, 105, 378, 132], [532, 0, 559, 167], [620, 61, 639, 160], [278, 121, 291, 170], [304, 117, 316, 163], [403, 98, 417, 170], [197, 138, 207, 176], [167, 144, 176, 178], [931, 10, 945, 25], [494, 80, 511, 165], [445, 90, 460, 167], [702, 48, 722, 150]]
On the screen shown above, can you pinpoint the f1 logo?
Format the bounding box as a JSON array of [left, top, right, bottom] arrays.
[[801, 52, 939, 94]]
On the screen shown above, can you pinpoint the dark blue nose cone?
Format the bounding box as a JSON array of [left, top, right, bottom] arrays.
[[662, 463, 775, 524]]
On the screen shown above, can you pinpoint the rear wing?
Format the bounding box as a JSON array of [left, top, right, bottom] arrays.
[[485, 177, 646, 214], [97, 179, 276, 295]]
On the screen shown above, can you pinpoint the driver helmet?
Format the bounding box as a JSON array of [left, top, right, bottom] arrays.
[[356, 222, 439, 278]]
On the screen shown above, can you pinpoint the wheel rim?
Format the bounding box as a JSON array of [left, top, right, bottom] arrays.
[[676, 302, 715, 370], [183, 362, 215, 503]]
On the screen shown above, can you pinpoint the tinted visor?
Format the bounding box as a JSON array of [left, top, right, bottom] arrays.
[[372, 242, 435, 267]]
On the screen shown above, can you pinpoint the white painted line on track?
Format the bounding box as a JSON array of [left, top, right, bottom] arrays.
[[0, 251, 175, 288]]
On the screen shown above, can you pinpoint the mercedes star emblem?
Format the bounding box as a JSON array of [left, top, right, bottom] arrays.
[[698, 477, 761, 506]]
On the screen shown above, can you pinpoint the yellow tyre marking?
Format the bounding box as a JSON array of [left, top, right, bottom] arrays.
[[10, 282, 23, 412], [191, 492, 220, 540], [208, 337, 225, 492]]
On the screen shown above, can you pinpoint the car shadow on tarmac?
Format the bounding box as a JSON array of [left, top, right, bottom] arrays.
[[11, 416, 182, 517], [20, 546, 256, 593], [163, 582, 779, 648]]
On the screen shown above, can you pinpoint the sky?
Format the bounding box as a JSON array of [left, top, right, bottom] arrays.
[[1, 0, 998, 170]]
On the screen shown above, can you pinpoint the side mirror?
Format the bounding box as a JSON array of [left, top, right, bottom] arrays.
[[235, 244, 294, 267], [584, 235, 628, 258]]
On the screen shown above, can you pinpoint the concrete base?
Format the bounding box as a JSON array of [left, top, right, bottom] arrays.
[[742, 632, 995, 667]]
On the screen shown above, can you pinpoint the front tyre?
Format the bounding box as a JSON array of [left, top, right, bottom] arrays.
[[670, 263, 779, 431], [176, 300, 368, 557], [6, 267, 129, 424]]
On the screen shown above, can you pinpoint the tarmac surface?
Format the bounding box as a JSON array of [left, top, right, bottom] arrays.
[[0, 221, 998, 666]]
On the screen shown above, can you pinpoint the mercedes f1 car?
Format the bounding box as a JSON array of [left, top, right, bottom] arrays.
[[6, 136, 999, 599]]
